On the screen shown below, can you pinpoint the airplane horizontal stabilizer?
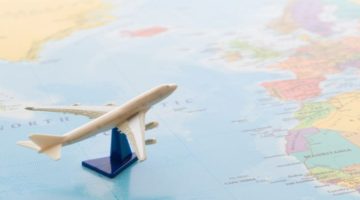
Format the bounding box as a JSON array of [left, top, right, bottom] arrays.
[[17, 134, 64, 160], [31, 134, 65, 160], [17, 140, 41, 151], [42, 144, 62, 160]]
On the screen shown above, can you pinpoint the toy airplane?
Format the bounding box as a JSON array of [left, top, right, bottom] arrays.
[[17, 84, 177, 161]]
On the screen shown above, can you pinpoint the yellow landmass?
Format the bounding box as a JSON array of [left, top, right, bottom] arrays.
[[268, 0, 297, 34], [310, 165, 360, 190], [222, 52, 242, 63], [0, 0, 112, 61], [313, 92, 360, 146]]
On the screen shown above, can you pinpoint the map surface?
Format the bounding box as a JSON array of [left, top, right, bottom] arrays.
[[2, 0, 360, 199]]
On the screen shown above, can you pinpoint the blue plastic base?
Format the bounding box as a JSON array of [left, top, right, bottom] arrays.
[[82, 153, 137, 178], [82, 128, 138, 178]]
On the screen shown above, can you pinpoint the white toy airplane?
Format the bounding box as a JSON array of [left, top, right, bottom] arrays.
[[17, 84, 177, 161]]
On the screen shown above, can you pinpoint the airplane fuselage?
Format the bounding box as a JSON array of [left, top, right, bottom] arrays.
[[61, 84, 177, 146]]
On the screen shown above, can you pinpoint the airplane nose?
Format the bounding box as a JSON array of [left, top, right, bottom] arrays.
[[168, 84, 178, 91]]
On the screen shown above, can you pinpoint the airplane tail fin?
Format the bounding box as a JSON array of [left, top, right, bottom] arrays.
[[17, 134, 65, 160]]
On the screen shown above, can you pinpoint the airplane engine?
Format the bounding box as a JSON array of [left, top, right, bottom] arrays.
[[145, 121, 159, 130], [145, 138, 157, 145]]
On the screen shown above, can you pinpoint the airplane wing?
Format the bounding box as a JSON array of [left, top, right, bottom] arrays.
[[118, 111, 147, 161], [25, 105, 115, 119]]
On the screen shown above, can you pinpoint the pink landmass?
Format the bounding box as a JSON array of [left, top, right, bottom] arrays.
[[340, 59, 360, 70], [286, 128, 319, 154], [261, 77, 325, 101], [122, 26, 168, 37]]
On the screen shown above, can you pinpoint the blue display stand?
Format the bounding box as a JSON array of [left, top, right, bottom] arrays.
[[82, 128, 138, 178]]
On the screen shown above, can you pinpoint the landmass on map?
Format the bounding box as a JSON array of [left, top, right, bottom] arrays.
[[121, 26, 169, 38], [261, 36, 360, 101], [260, 0, 360, 193], [0, 0, 113, 62], [286, 92, 360, 190]]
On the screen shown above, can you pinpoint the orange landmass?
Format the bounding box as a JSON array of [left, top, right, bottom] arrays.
[[262, 36, 360, 101], [261, 77, 325, 101], [278, 37, 360, 78], [222, 52, 242, 63], [313, 92, 360, 147], [122, 26, 168, 37]]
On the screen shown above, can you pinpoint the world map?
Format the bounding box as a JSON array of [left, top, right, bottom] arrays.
[[2, 0, 360, 199]]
